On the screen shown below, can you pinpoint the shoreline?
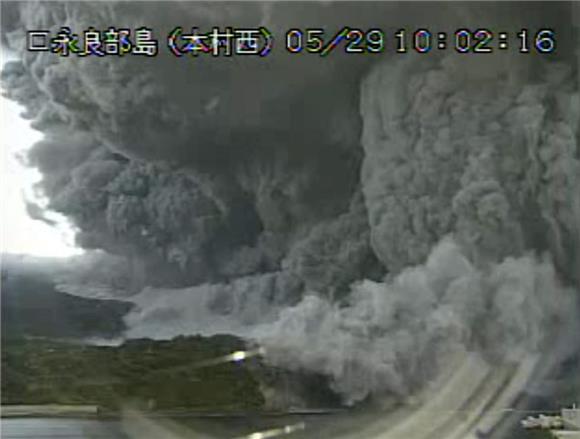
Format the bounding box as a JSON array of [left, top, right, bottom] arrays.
[[0, 404, 344, 419], [1, 404, 100, 419]]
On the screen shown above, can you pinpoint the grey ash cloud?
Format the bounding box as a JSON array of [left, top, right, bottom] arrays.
[[2, 1, 579, 403]]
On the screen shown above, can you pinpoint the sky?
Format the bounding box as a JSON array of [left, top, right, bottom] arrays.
[[1, 59, 81, 258]]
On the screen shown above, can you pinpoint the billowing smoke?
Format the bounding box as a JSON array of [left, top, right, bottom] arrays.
[[125, 240, 576, 404], [2, 1, 579, 404]]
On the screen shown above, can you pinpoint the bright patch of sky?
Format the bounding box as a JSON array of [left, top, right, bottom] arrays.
[[1, 56, 82, 257]]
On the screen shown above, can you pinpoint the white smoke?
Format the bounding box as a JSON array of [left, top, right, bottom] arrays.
[[125, 238, 576, 404]]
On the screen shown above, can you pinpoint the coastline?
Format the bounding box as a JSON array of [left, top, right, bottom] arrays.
[[0, 404, 343, 419], [1, 404, 99, 418]]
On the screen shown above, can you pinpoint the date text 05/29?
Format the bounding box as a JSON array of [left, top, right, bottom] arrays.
[[285, 28, 556, 56]]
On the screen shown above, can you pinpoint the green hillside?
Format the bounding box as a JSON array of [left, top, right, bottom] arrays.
[[2, 335, 265, 411]]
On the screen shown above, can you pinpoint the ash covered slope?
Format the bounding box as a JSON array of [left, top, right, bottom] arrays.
[[1, 255, 132, 339], [2, 2, 579, 404]]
